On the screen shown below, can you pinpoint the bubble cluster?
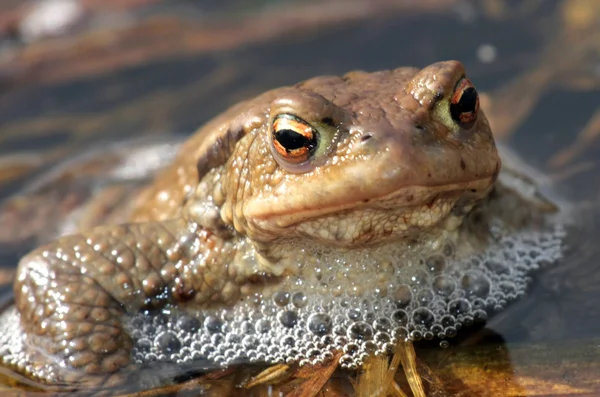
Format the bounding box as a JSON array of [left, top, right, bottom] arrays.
[[0, 184, 567, 378], [116, 216, 564, 371]]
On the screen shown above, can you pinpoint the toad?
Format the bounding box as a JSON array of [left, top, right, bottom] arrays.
[[0, 61, 564, 385]]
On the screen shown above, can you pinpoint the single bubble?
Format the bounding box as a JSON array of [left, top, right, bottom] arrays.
[[362, 340, 378, 354], [431, 324, 443, 335], [394, 285, 413, 308], [137, 338, 151, 353], [278, 310, 299, 328], [442, 242, 455, 258], [254, 352, 267, 362], [347, 308, 362, 321], [240, 320, 255, 334], [317, 282, 329, 295], [255, 319, 271, 334], [472, 298, 487, 310], [200, 343, 216, 356], [320, 334, 334, 347], [461, 271, 491, 298], [361, 299, 372, 311], [268, 344, 280, 356], [248, 293, 263, 306], [392, 309, 409, 326], [448, 298, 472, 316], [204, 316, 223, 334], [308, 348, 321, 358], [295, 328, 307, 340], [292, 292, 308, 308], [364, 312, 376, 323], [241, 335, 258, 349], [416, 288, 434, 305], [409, 330, 423, 341], [176, 315, 201, 333], [473, 309, 488, 322], [374, 331, 391, 344], [211, 333, 224, 346], [426, 255, 446, 273], [154, 332, 181, 354], [412, 307, 435, 327], [347, 321, 374, 341], [314, 266, 323, 280], [432, 275, 456, 296], [280, 336, 296, 347], [212, 354, 225, 364], [343, 343, 360, 355], [339, 354, 355, 367], [374, 286, 388, 298], [371, 301, 384, 313], [411, 269, 430, 286], [307, 313, 333, 336], [272, 291, 290, 307], [373, 317, 392, 332], [145, 353, 158, 362], [439, 340, 450, 348]]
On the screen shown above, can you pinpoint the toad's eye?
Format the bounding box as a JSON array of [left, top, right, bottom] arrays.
[[449, 77, 479, 129], [272, 114, 318, 164]]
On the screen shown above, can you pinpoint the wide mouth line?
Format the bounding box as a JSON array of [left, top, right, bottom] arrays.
[[252, 176, 495, 222]]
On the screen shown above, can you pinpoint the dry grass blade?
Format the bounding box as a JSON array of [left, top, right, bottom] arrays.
[[244, 364, 291, 389], [384, 345, 404, 394], [355, 355, 389, 397], [279, 352, 342, 397], [355, 345, 407, 397], [388, 380, 410, 397], [396, 341, 426, 397], [414, 357, 449, 396]]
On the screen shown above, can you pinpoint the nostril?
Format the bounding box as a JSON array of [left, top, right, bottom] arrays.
[[360, 134, 373, 142]]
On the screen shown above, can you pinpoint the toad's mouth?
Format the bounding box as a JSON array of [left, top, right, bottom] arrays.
[[245, 176, 496, 235]]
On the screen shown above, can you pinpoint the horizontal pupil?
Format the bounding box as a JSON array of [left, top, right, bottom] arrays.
[[276, 129, 315, 152], [457, 88, 477, 112], [450, 86, 478, 125]]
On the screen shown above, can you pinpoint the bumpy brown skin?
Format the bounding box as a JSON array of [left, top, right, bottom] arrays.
[[13, 61, 500, 382]]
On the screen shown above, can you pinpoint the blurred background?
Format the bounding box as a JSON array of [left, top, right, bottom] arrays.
[[0, 0, 599, 395]]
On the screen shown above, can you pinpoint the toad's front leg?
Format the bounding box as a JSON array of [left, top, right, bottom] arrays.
[[13, 217, 245, 381]]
